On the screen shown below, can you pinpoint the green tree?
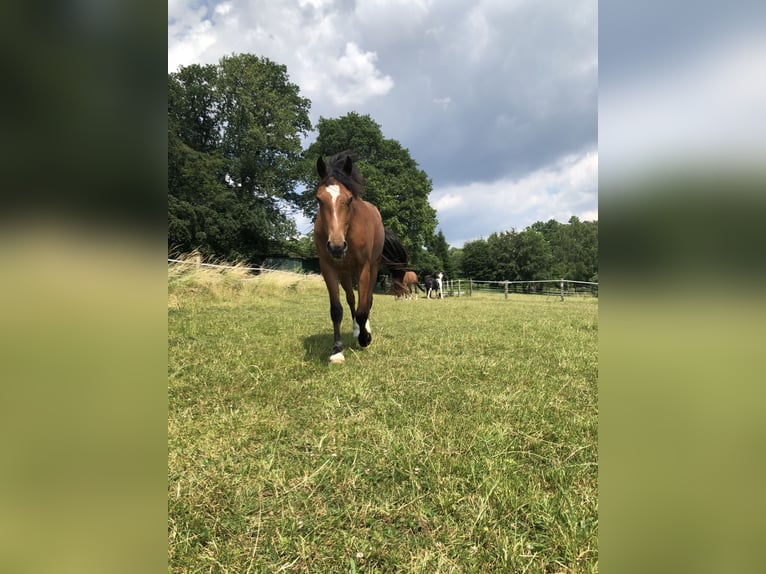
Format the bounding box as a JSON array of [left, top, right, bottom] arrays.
[[284, 233, 317, 259], [168, 54, 312, 261], [576, 219, 599, 281], [424, 229, 453, 276], [458, 218, 595, 284], [461, 238, 493, 280], [411, 250, 443, 277], [448, 247, 464, 277], [511, 229, 554, 282], [529, 219, 562, 243], [548, 216, 598, 281], [487, 231, 517, 280], [300, 113, 438, 269]]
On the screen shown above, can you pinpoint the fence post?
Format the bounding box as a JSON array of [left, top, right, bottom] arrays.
[[504, 280, 509, 300], [469, 279, 473, 297], [560, 279, 564, 302], [194, 253, 202, 270], [457, 279, 461, 297]]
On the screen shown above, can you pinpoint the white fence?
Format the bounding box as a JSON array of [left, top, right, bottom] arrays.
[[440, 278, 598, 300]]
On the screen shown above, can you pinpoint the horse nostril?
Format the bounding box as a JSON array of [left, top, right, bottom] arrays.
[[326, 240, 348, 258]]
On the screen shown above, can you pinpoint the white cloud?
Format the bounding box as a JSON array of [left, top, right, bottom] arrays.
[[355, 0, 434, 27], [463, 6, 492, 63], [214, 2, 232, 16], [579, 208, 598, 221], [298, 0, 333, 9], [167, 0, 190, 22], [323, 43, 394, 106], [168, 1, 395, 108], [433, 193, 463, 211], [431, 149, 597, 245], [167, 1, 223, 72], [168, 17, 217, 73]]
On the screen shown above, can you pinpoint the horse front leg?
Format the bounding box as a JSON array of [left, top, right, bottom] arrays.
[[329, 298, 345, 363], [340, 274, 358, 339], [322, 271, 346, 363], [354, 264, 376, 348]]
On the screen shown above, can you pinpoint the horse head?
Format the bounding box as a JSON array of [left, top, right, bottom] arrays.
[[315, 154, 359, 259]]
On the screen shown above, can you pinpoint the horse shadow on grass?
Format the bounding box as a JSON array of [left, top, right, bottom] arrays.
[[303, 333, 359, 364]]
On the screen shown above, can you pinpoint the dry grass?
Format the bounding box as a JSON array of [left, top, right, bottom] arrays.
[[168, 253, 325, 310]]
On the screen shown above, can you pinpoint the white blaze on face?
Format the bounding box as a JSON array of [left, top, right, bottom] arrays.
[[326, 184, 341, 203], [325, 184, 342, 228]]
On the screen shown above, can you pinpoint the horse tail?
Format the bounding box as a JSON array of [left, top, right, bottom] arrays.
[[381, 228, 409, 285], [415, 281, 425, 292]]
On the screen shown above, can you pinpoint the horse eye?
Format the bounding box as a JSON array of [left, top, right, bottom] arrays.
[[346, 196, 353, 206]]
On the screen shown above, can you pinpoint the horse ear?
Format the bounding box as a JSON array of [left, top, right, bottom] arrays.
[[317, 156, 327, 178], [342, 155, 354, 175]]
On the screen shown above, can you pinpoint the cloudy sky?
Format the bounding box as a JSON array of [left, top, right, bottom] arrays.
[[169, 0, 598, 246]]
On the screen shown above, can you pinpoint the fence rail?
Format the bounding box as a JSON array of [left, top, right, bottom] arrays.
[[168, 258, 598, 299], [441, 278, 598, 300]]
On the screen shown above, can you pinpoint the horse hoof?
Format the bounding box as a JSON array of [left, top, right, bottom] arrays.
[[329, 351, 345, 363], [358, 332, 372, 348]]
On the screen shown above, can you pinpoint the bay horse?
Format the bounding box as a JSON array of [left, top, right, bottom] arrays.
[[400, 270, 423, 299], [314, 151, 408, 363]]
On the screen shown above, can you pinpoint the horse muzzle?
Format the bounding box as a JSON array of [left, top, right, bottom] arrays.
[[326, 240, 348, 260]]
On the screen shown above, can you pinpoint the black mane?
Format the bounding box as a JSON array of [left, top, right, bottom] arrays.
[[323, 150, 365, 197]]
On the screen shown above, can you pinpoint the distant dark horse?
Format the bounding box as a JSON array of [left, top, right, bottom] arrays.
[[314, 151, 408, 363], [424, 272, 446, 299]]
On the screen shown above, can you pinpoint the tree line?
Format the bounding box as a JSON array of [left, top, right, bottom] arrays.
[[452, 217, 597, 283], [168, 53, 596, 282]]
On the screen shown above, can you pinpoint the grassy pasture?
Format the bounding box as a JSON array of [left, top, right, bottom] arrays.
[[168, 264, 598, 573]]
